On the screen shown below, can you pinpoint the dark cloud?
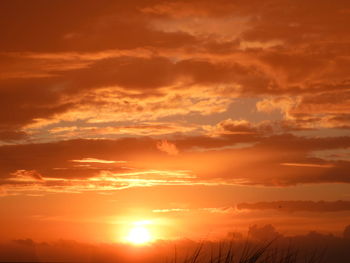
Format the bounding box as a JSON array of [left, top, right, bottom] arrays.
[[0, 76, 74, 129], [1, 225, 350, 263], [0, 134, 349, 193], [344, 225, 350, 239], [0, 0, 197, 52], [248, 224, 282, 241], [237, 200, 350, 213], [0, 130, 27, 142], [1, 0, 349, 131], [0, 137, 158, 180]]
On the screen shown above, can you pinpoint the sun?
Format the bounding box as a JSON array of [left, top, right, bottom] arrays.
[[126, 225, 151, 245]]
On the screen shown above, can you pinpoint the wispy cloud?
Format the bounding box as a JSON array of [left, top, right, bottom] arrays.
[[156, 140, 179, 155], [280, 162, 335, 168], [71, 158, 126, 164], [0, 168, 231, 196], [237, 200, 350, 213], [152, 207, 236, 214]]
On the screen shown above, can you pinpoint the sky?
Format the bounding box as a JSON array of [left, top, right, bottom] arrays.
[[0, 0, 350, 258]]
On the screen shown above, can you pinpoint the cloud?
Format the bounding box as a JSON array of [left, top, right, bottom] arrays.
[[280, 162, 335, 168], [237, 200, 350, 213], [208, 119, 257, 135], [10, 170, 43, 181], [0, 0, 350, 190], [256, 91, 350, 130], [46, 122, 199, 139], [156, 140, 179, 155], [0, 130, 28, 142], [71, 158, 126, 164], [206, 118, 277, 137], [2, 225, 350, 262], [256, 97, 299, 115], [344, 225, 350, 239], [0, 168, 229, 196], [152, 208, 190, 213], [248, 224, 282, 241], [2, 0, 350, 135], [155, 200, 350, 216], [152, 207, 234, 214], [0, 1, 198, 52], [0, 134, 349, 194]]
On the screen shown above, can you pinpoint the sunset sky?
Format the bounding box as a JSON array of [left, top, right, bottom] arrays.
[[1, 0, 350, 257]]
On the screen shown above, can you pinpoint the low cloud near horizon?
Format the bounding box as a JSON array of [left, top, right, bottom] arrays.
[[1, 224, 350, 263]]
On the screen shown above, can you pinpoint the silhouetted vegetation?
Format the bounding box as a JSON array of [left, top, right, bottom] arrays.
[[171, 240, 325, 263]]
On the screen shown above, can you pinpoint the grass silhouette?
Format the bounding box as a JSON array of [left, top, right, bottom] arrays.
[[170, 239, 325, 263]]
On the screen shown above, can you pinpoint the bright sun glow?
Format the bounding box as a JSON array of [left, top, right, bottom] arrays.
[[126, 224, 152, 245]]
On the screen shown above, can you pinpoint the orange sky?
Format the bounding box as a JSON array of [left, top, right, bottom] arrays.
[[1, 0, 350, 247]]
